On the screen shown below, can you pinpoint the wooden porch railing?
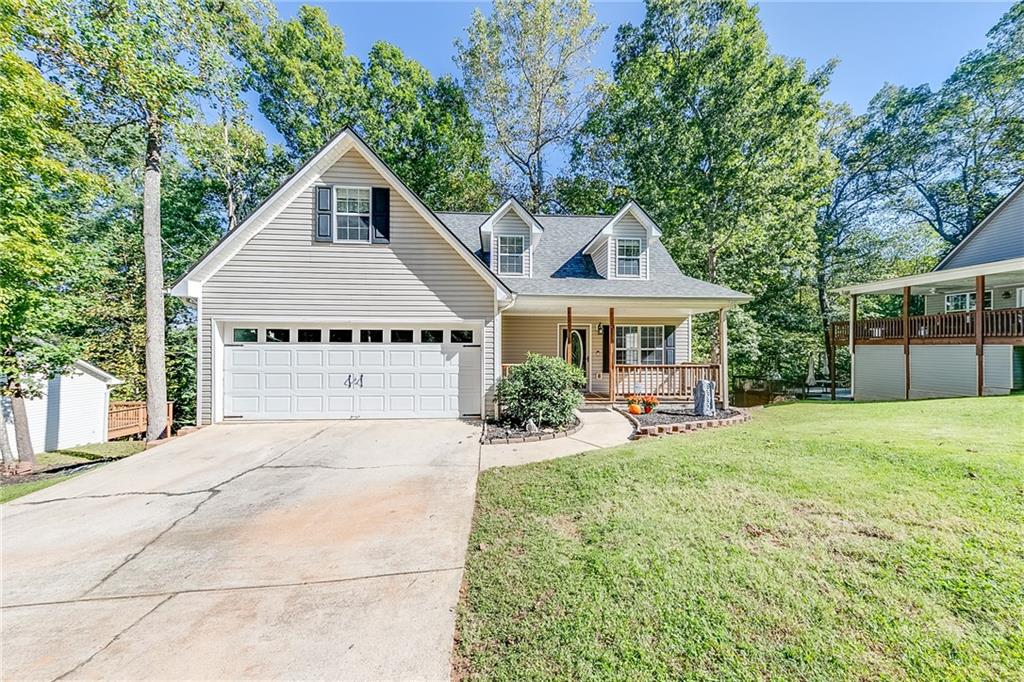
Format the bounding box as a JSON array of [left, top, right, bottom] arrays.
[[108, 401, 173, 440], [615, 364, 721, 400], [832, 307, 1024, 345]]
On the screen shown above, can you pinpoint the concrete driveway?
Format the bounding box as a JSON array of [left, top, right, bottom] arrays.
[[1, 420, 481, 681]]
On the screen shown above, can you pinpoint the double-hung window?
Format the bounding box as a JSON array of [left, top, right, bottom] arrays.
[[615, 325, 667, 365], [497, 235, 525, 275], [616, 238, 641, 277], [944, 291, 992, 312], [335, 186, 371, 242]]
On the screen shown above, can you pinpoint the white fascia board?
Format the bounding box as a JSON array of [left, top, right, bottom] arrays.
[[583, 201, 663, 255], [480, 198, 544, 244], [935, 180, 1024, 270], [169, 128, 512, 302], [835, 257, 1024, 295], [73, 358, 123, 386]]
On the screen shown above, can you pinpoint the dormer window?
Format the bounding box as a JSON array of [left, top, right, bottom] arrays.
[[616, 238, 641, 277], [334, 186, 371, 242], [498, 235, 525, 275]]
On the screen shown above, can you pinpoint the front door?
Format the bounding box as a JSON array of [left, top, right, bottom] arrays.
[[561, 327, 589, 390]]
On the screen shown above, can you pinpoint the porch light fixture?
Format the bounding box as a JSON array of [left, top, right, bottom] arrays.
[[1002, 290, 1012, 300]]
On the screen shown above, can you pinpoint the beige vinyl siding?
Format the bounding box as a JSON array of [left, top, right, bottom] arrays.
[[610, 215, 648, 279], [501, 315, 691, 394], [199, 150, 496, 424], [909, 345, 975, 399], [923, 284, 1024, 315], [940, 188, 1024, 269], [853, 345, 905, 401], [490, 213, 532, 277], [983, 345, 1013, 395], [592, 240, 609, 278]]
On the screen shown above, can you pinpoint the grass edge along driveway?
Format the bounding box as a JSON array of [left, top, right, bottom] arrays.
[[457, 396, 1024, 681]]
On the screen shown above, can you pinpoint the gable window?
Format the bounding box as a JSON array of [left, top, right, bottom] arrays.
[[615, 325, 667, 365], [334, 186, 371, 242], [945, 291, 992, 312], [497, 235, 525, 275], [616, 238, 641, 277]]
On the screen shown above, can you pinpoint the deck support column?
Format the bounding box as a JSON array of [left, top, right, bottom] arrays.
[[849, 294, 857, 398], [976, 275, 985, 396], [608, 307, 616, 403], [718, 307, 729, 409], [566, 306, 573, 366], [903, 286, 910, 400]]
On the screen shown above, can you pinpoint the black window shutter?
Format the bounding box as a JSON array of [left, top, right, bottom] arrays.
[[371, 187, 390, 244], [602, 325, 610, 373], [313, 186, 333, 242], [664, 325, 676, 364]]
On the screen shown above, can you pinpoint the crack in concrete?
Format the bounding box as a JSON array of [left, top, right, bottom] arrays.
[[76, 424, 337, 599], [53, 593, 175, 680], [13, 490, 210, 506], [4, 565, 465, 610]]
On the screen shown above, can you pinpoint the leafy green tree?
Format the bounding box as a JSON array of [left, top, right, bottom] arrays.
[[0, 13, 97, 465], [867, 2, 1024, 246], [244, 6, 493, 210], [567, 0, 834, 379], [455, 0, 605, 211], [23, 0, 268, 440]]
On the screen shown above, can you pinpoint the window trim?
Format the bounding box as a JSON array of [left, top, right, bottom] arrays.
[[497, 235, 526, 276], [615, 324, 667, 366], [333, 185, 373, 244], [616, 238, 642, 278], [944, 290, 992, 313]]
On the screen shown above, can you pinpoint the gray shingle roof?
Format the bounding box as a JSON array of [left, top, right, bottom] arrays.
[[437, 212, 750, 299]]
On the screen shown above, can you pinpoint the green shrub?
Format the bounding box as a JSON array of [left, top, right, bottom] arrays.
[[496, 353, 585, 428]]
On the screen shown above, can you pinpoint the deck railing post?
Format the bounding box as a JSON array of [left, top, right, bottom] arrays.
[[976, 275, 985, 396], [903, 286, 910, 400]]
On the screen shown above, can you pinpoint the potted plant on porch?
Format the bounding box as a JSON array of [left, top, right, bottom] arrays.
[[641, 394, 659, 414]]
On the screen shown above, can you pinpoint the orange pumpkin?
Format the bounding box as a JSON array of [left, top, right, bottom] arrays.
[[628, 403, 642, 415]]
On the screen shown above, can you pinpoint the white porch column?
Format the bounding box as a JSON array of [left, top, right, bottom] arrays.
[[719, 307, 729, 410]]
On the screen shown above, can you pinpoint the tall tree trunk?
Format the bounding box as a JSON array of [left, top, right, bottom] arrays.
[[815, 269, 836, 393], [144, 114, 168, 441], [707, 249, 721, 363], [11, 390, 35, 468], [0, 398, 15, 470], [222, 116, 237, 231]]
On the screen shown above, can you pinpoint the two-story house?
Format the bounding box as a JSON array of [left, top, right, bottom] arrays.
[[835, 181, 1024, 401], [170, 129, 751, 423]]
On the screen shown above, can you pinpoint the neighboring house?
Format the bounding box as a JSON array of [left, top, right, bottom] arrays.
[[2, 358, 122, 455], [836, 180, 1024, 401], [170, 129, 750, 423]]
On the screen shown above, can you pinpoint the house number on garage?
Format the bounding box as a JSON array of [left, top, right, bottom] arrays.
[[344, 373, 365, 388]]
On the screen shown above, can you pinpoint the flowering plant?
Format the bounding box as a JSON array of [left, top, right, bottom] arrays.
[[641, 394, 659, 412]]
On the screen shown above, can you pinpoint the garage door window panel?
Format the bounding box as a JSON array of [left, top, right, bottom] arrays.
[[233, 328, 257, 343], [329, 329, 353, 343], [360, 329, 384, 343], [391, 329, 414, 343], [298, 329, 322, 343], [421, 330, 443, 343], [451, 330, 473, 344], [266, 328, 290, 343]]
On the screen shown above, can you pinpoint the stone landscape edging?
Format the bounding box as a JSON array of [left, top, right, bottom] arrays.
[[618, 407, 751, 439], [481, 413, 583, 445]]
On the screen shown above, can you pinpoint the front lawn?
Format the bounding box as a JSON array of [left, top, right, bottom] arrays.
[[457, 397, 1024, 680], [1, 441, 145, 503]]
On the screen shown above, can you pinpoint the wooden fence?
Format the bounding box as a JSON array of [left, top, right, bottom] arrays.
[[108, 401, 173, 440]]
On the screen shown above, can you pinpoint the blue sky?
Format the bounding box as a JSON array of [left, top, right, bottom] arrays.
[[265, 1, 1011, 165]]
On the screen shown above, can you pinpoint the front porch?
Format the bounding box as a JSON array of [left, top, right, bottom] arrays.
[[498, 300, 731, 407]]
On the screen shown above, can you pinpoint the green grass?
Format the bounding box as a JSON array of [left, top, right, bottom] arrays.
[[0, 474, 78, 503], [52, 440, 144, 461], [457, 396, 1024, 681]]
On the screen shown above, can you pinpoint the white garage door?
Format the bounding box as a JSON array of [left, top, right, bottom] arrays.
[[223, 325, 481, 420]]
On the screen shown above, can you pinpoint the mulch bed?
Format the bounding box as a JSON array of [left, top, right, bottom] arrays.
[[482, 416, 582, 445], [619, 407, 751, 438], [631, 408, 741, 426]]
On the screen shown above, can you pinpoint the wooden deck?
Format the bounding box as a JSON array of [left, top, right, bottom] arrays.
[[832, 307, 1024, 346]]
